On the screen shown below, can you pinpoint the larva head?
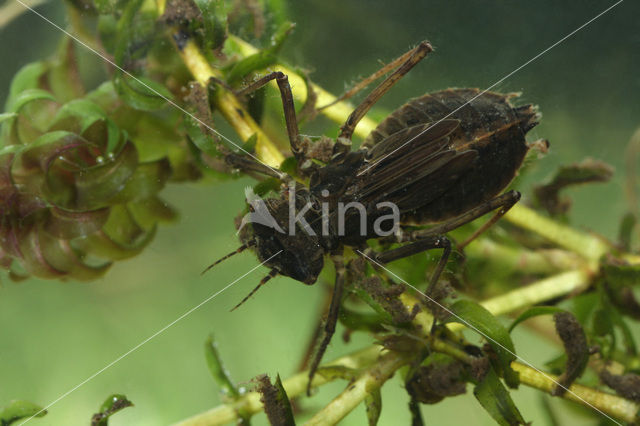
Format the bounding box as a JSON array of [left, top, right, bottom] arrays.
[[238, 187, 325, 285]]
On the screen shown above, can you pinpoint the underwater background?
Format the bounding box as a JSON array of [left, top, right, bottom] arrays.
[[1, 1, 639, 424]]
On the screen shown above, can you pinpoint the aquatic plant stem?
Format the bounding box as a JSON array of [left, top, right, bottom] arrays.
[[176, 38, 285, 167], [226, 35, 378, 139], [303, 350, 412, 426], [513, 363, 639, 423], [505, 204, 610, 262], [176, 268, 640, 425], [169, 29, 640, 426], [173, 346, 382, 426], [428, 337, 640, 424]]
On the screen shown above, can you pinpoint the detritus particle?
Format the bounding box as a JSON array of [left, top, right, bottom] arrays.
[[163, 0, 202, 25], [358, 276, 417, 324], [552, 311, 589, 396], [256, 374, 295, 426], [600, 370, 640, 402], [406, 361, 467, 404]]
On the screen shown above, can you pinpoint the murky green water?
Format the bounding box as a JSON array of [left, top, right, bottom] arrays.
[[1, 1, 638, 425]]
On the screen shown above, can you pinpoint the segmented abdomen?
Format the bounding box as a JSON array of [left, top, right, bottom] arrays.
[[363, 88, 539, 224]]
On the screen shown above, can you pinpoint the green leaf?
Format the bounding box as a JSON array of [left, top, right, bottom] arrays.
[[193, 0, 229, 52], [257, 374, 295, 426], [93, 0, 119, 14], [4, 62, 47, 111], [44, 207, 110, 240], [473, 368, 526, 426], [48, 37, 85, 102], [8, 89, 56, 114], [612, 314, 637, 355], [34, 231, 112, 282], [226, 21, 295, 84], [364, 388, 382, 426], [101, 204, 146, 246], [128, 197, 178, 230], [111, 0, 168, 111], [592, 308, 613, 337], [540, 395, 560, 426], [75, 225, 155, 261], [97, 14, 119, 54], [0, 400, 46, 425], [508, 306, 565, 333], [10, 131, 80, 198], [279, 156, 297, 176], [445, 300, 519, 388], [618, 212, 636, 251], [108, 160, 171, 204], [602, 260, 640, 321], [90, 394, 133, 426], [185, 113, 219, 156], [50, 100, 124, 154], [71, 142, 139, 210], [316, 365, 358, 382], [113, 0, 152, 64], [241, 133, 258, 153], [253, 178, 281, 197], [114, 75, 171, 111], [0, 113, 17, 124], [602, 260, 640, 288], [339, 306, 386, 333], [0, 144, 22, 156], [204, 335, 239, 399], [262, 0, 290, 27], [51, 99, 108, 132], [571, 291, 599, 323]]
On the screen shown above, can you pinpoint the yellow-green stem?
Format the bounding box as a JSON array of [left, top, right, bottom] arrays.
[[505, 204, 610, 262], [227, 36, 378, 140], [513, 363, 640, 424], [303, 350, 411, 426], [176, 39, 285, 167], [177, 269, 619, 425], [402, 269, 590, 335], [171, 29, 640, 426], [464, 238, 585, 274], [430, 337, 640, 424], [172, 346, 381, 426]]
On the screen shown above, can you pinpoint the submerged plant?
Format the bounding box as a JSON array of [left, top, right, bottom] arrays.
[[1, 1, 640, 425]]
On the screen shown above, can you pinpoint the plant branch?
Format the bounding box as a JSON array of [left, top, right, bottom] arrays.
[[171, 30, 640, 426], [172, 346, 382, 426], [504, 204, 611, 262], [479, 269, 590, 316], [175, 38, 285, 167], [226, 36, 378, 140], [464, 238, 585, 275], [401, 269, 591, 335], [429, 336, 640, 424], [512, 362, 640, 424], [303, 350, 412, 425], [175, 269, 616, 425], [0, 0, 49, 29]]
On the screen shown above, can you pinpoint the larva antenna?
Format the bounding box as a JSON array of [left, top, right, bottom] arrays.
[[230, 269, 278, 312], [201, 241, 255, 275]]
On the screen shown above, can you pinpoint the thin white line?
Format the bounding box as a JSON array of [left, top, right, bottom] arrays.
[[358, 0, 624, 176], [17, 250, 283, 425], [356, 250, 623, 426], [12, 0, 282, 176]]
